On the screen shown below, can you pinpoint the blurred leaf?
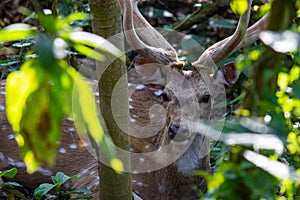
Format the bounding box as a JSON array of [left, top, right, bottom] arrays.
[[110, 158, 124, 174], [230, 0, 248, 15], [0, 60, 20, 67], [1, 181, 22, 187], [35, 34, 56, 70], [69, 31, 125, 61], [65, 12, 90, 24], [292, 80, 300, 99], [0, 168, 17, 178], [257, 3, 271, 18], [0, 23, 34, 42], [221, 133, 284, 155], [73, 43, 106, 61], [63, 188, 92, 195], [6, 58, 76, 172], [52, 172, 75, 188], [260, 30, 300, 53], [243, 150, 299, 181], [36, 13, 57, 34], [34, 183, 55, 200], [209, 18, 237, 29], [72, 72, 114, 159], [12, 41, 33, 48]]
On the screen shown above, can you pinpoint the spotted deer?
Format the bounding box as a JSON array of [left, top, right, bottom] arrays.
[[0, 0, 268, 199]]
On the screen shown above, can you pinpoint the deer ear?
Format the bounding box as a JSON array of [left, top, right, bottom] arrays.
[[216, 62, 240, 87]]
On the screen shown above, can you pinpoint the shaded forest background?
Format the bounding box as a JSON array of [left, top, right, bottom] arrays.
[[0, 0, 299, 199]]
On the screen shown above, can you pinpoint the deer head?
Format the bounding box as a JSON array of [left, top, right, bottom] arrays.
[[0, 0, 269, 199], [116, 0, 269, 198]]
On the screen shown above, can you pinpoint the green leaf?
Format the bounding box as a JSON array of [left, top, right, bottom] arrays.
[[230, 0, 248, 15], [1, 181, 22, 187], [71, 71, 115, 159], [110, 158, 124, 174], [52, 172, 72, 187], [65, 12, 90, 24], [34, 183, 56, 200], [260, 30, 300, 53], [35, 34, 56, 70], [73, 43, 106, 61], [69, 31, 125, 62], [0, 23, 34, 42], [1, 186, 27, 199], [36, 13, 57, 34], [62, 188, 92, 195], [6, 59, 73, 173], [0, 168, 17, 178]]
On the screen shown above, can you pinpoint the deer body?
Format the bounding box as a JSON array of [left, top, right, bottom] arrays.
[[0, 0, 269, 199], [0, 78, 210, 199]]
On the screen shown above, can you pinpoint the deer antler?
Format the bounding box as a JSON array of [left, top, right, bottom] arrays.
[[193, 0, 259, 69], [121, 0, 182, 65], [234, 14, 269, 51], [120, 0, 268, 70]]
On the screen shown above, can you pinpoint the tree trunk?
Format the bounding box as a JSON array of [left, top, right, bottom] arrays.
[[88, 0, 132, 199], [242, 0, 296, 115]]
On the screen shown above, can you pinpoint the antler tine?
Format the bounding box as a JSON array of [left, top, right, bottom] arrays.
[[234, 14, 269, 51], [193, 0, 253, 69], [121, 0, 180, 65]]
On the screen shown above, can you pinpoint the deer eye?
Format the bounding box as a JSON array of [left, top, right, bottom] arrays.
[[201, 94, 210, 103]]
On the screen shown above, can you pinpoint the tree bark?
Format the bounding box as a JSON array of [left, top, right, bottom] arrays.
[[88, 0, 132, 199]]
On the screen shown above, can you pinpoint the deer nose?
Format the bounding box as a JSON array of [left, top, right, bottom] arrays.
[[168, 124, 179, 139], [168, 124, 189, 141]]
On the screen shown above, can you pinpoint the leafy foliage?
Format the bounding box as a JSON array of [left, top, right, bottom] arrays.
[[0, 11, 124, 173], [200, 0, 300, 199], [0, 168, 27, 200], [34, 172, 92, 200]]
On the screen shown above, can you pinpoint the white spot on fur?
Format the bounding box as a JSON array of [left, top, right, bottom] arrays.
[[80, 169, 88, 176], [154, 89, 163, 96], [135, 84, 146, 90], [7, 134, 15, 140], [68, 127, 75, 132], [69, 143, 77, 149], [7, 157, 26, 168], [1, 125, 6, 131], [90, 171, 96, 175], [158, 183, 165, 193], [0, 105, 5, 111], [129, 105, 133, 109], [129, 98, 133, 102], [0, 91, 6, 95], [58, 147, 66, 154], [36, 167, 53, 176], [138, 157, 145, 163], [136, 181, 143, 187], [130, 118, 136, 123]]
